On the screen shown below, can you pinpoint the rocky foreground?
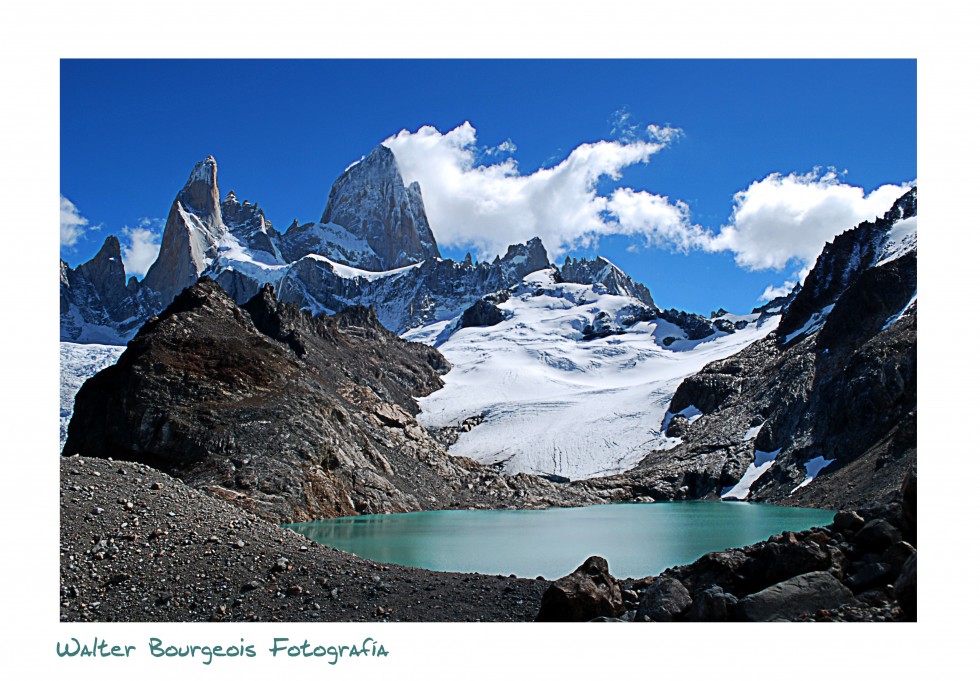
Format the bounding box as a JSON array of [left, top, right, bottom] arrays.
[[61, 455, 915, 623], [61, 456, 548, 622], [540, 466, 916, 622]]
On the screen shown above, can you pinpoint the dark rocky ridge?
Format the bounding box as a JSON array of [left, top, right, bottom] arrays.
[[64, 278, 605, 523], [580, 190, 917, 510], [777, 187, 916, 340]]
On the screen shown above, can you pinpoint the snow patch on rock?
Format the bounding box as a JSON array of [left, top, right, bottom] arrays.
[[721, 448, 781, 501]]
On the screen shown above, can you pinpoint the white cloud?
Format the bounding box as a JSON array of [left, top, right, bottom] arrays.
[[60, 195, 90, 247], [605, 188, 705, 251], [488, 139, 517, 156], [121, 219, 162, 277], [758, 280, 798, 303], [706, 170, 909, 271], [383, 121, 688, 259], [646, 124, 682, 145], [382, 123, 910, 285]]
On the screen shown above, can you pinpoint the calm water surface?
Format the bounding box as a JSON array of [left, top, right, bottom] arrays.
[[287, 502, 835, 580]]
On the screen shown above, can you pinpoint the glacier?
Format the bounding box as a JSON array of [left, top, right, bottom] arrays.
[[60, 342, 125, 449], [405, 269, 779, 479]]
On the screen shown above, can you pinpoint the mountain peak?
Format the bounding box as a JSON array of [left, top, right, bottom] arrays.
[[77, 235, 127, 293], [177, 155, 223, 223], [559, 254, 655, 307], [186, 155, 218, 187], [94, 234, 123, 261], [142, 156, 226, 308], [313, 144, 440, 270]]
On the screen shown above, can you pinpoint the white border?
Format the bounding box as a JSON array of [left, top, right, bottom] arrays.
[[2, 1, 977, 678]]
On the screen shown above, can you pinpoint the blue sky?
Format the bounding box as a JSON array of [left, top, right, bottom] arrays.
[[60, 59, 915, 315]]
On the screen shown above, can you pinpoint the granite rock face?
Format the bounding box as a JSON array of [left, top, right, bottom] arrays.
[[282, 145, 440, 271], [142, 156, 226, 308]]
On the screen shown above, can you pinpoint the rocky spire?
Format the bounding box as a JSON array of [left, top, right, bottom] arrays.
[[142, 155, 227, 307], [76, 235, 128, 306], [177, 155, 223, 230], [319, 144, 441, 270]]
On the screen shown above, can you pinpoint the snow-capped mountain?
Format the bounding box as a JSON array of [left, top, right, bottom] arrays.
[[60, 145, 914, 506], [60, 147, 573, 342], [285, 144, 440, 270], [559, 255, 655, 307]]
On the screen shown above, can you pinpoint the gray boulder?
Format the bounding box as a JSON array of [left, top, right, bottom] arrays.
[[738, 571, 857, 622], [854, 519, 902, 553], [635, 576, 692, 622], [690, 585, 738, 621]]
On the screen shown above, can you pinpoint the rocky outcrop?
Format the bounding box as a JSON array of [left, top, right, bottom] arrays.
[[536, 556, 624, 621], [560, 255, 655, 307], [459, 299, 507, 328], [777, 187, 916, 341], [63, 278, 603, 524], [498, 237, 551, 283], [220, 190, 286, 264], [585, 190, 917, 510]]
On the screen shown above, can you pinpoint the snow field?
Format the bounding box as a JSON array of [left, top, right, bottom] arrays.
[[408, 271, 779, 479]]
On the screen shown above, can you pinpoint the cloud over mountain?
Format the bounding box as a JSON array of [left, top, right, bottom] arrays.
[[707, 170, 911, 271], [383, 122, 689, 260], [384, 124, 910, 285]]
